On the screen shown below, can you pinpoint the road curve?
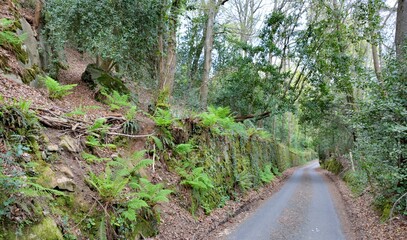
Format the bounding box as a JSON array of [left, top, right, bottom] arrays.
[[225, 161, 346, 240]]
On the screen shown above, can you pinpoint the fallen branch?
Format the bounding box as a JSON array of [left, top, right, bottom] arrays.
[[106, 132, 155, 138], [234, 111, 271, 122], [389, 191, 407, 225]]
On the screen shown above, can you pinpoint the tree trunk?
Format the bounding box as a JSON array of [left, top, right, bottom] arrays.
[[34, 0, 43, 32], [371, 44, 383, 83], [158, 0, 183, 96], [200, 0, 217, 109], [396, 0, 407, 58]]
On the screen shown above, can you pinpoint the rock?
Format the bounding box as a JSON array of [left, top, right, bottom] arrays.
[[81, 64, 136, 101], [36, 166, 56, 189], [2, 72, 23, 84], [55, 176, 76, 192], [47, 144, 59, 152], [41, 151, 47, 160], [59, 135, 81, 153], [17, 18, 41, 69], [25, 217, 63, 240], [58, 165, 74, 179]]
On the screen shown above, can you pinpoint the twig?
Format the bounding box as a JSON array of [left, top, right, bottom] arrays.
[[389, 191, 407, 225], [73, 201, 97, 229], [106, 132, 155, 138], [152, 144, 156, 173]]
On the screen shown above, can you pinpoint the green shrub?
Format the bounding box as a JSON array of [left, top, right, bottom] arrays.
[[42, 76, 77, 100], [0, 100, 41, 152], [322, 158, 343, 174]]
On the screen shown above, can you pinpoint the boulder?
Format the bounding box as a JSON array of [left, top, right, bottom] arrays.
[[17, 18, 41, 69], [59, 135, 81, 153], [58, 165, 74, 179], [81, 64, 137, 102], [2, 72, 23, 84]]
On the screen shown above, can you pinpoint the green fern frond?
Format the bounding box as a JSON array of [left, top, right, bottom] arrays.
[[101, 90, 131, 111], [132, 158, 153, 172], [85, 135, 102, 147], [259, 164, 274, 183], [175, 143, 194, 155], [86, 167, 129, 202], [41, 76, 77, 100], [81, 152, 109, 163], [150, 136, 163, 151], [180, 167, 214, 191]]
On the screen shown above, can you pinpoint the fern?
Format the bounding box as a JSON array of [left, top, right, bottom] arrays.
[[234, 168, 253, 192], [121, 198, 148, 221], [125, 106, 138, 120], [152, 108, 175, 127], [87, 118, 110, 136], [107, 150, 153, 177], [259, 164, 275, 184], [180, 167, 214, 191], [149, 136, 163, 151], [65, 105, 86, 117], [123, 120, 140, 135], [85, 135, 102, 148], [98, 217, 108, 240], [0, 31, 25, 47], [175, 143, 194, 155], [0, 18, 14, 29], [24, 182, 66, 197], [131, 178, 172, 206], [101, 90, 131, 111], [81, 152, 109, 163], [86, 166, 129, 202], [41, 76, 77, 100]]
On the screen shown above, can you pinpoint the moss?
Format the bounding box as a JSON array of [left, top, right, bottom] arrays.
[[21, 64, 42, 84], [25, 217, 63, 240], [0, 54, 10, 72], [35, 165, 56, 189], [3, 217, 64, 240], [81, 64, 131, 96]]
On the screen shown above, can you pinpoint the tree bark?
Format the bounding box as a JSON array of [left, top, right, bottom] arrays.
[[371, 43, 383, 83], [200, 0, 229, 109], [158, 1, 182, 96], [200, 0, 216, 109], [34, 0, 43, 31], [396, 0, 407, 58]]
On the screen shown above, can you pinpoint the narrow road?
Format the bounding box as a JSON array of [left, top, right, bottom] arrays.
[[225, 161, 347, 240]]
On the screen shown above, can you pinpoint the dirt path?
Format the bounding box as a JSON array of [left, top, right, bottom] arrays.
[[219, 161, 349, 240]]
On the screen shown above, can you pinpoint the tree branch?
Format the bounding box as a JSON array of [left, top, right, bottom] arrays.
[[234, 111, 271, 122]]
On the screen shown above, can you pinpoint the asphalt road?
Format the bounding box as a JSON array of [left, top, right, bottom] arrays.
[[225, 161, 346, 240]]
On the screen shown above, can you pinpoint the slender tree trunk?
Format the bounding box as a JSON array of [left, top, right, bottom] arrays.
[[371, 44, 383, 82], [200, 0, 217, 109], [200, 0, 229, 109], [34, 0, 43, 31], [396, 0, 407, 58], [158, 0, 183, 96]]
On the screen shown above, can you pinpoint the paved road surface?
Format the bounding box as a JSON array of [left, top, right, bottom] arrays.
[[226, 161, 346, 240]]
